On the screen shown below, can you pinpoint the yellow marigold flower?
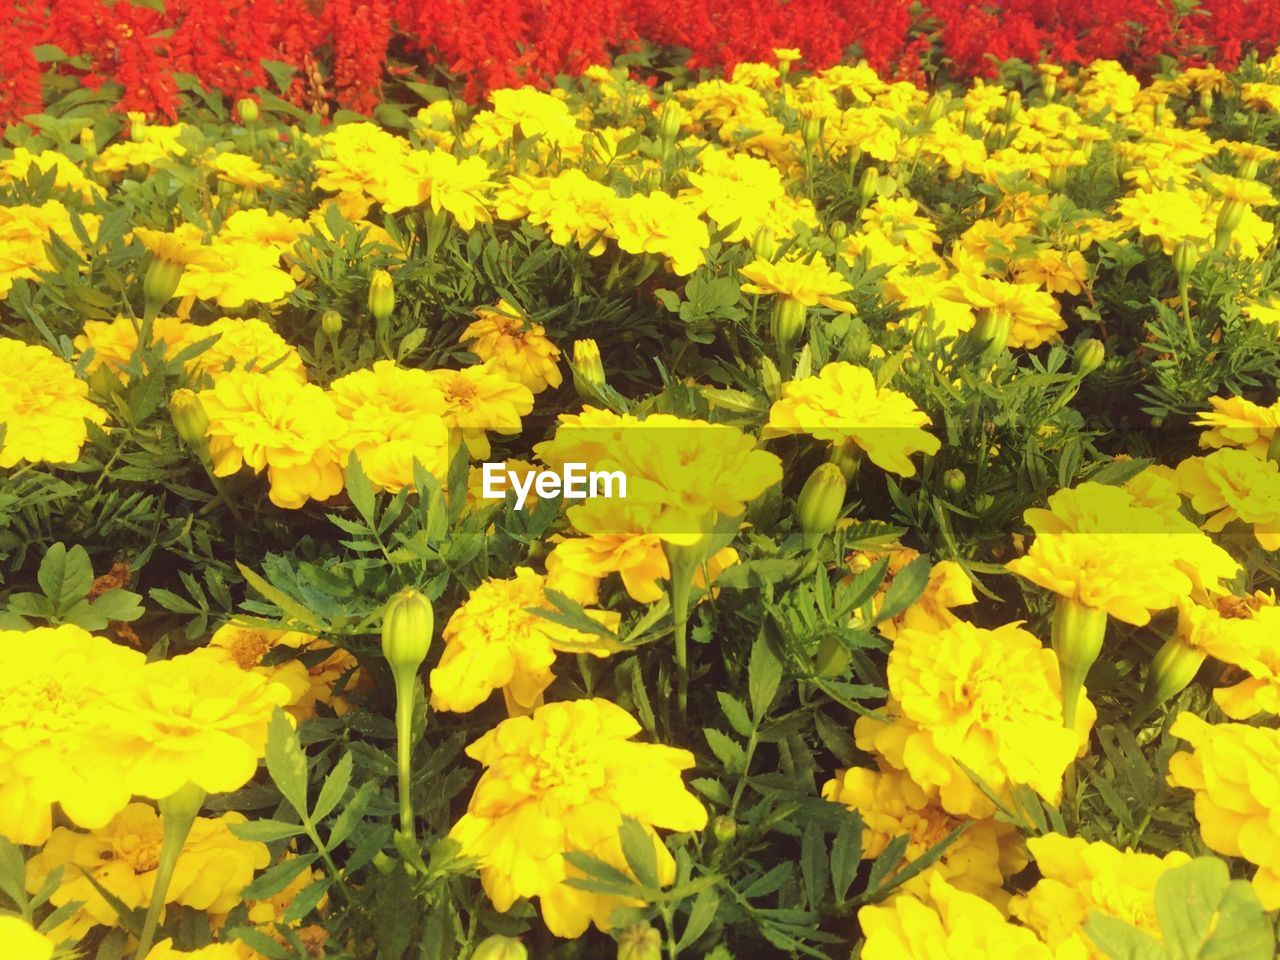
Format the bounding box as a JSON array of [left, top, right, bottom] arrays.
[[218, 209, 308, 257], [1190, 598, 1280, 718], [1175, 448, 1280, 550], [739, 254, 857, 312], [0, 626, 144, 844], [499, 170, 620, 256], [680, 150, 785, 243], [763, 361, 940, 477], [133, 223, 217, 268], [855, 620, 1093, 818], [951, 273, 1066, 349], [461, 301, 563, 394], [1113, 187, 1214, 253], [425, 362, 535, 460], [1124, 463, 1183, 513], [312, 122, 412, 214], [27, 803, 269, 941], [146, 941, 260, 960], [430, 567, 619, 715], [179, 243, 296, 309], [1167, 713, 1280, 909], [199, 371, 346, 509], [1012, 248, 1088, 295], [876, 559, 977, 640], [860, 874, 1054, 960], [126, 648, 292, 799], [612, 192, 710, 277], [329, 361, 450, 492], [179, 317, 307, 385], [449, 699, 707, 938], [1010, 834, 1190, 959], [0, 916, 54, 960], [75, 315, 190, 378], [822, 766, 1026, 901], [0, 200, 97, 297], [211, 151, 283, 191], [489, 87, 583, 147], [207, 624, 358, 722], [0, 338, 108, 468], [383, 151, 496, 229]]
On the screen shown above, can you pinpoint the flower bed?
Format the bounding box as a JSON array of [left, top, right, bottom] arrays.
[[2, 40, 1280, 960]]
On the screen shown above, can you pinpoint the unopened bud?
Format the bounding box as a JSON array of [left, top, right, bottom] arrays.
[[472, 935, 528, 960], [1073, 338, 1105, 376], [829, 440, 862, 482], [771, 298, 807, 350], [924, 92, 949, 125], [321, 309, 343, 336], [1216, 198, 1246, 237], [617, 924, 663, 960], [1172, 240, 1198, 281], [381, 589, 434, 679], [800, 116, 821, 146], [751, 227, 779, 262], [1042, 76, 1057, 100], [79, 127, 97, 158], [1143, 635, 1207, 711], [858, 166, 880, 205], [912, 320, 937, 357], [827, 220, 848, 243], [972, 308, 1012, 358], [711, 815, 738, 843], [658, 101, 682, 143], [760, 355, 783, 403], [144, 256, 185, 310], [1052, 596, 1109, 728], [943, 468, 966, 494], [797, 461, 846, 548], [170, 388, 211, 449], [1199, 89, 1214, 115], [1004, 90, 1022, 124], [571, 338, 606, 399], [368, 269, 395, 321], [1240, 157, 1260, 180], [237, 98, 260, 123], [1047, 163, 1069, 192]]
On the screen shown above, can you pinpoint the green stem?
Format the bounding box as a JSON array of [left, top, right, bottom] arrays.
[[672, 572, 693, 720], [394, 672, 419, 838], [1180, 279, 1194, 341], [134, 783, 206, 960]]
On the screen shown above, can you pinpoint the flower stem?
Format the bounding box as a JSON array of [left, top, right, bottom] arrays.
[[134, 783, 206, 960], [394, 672, 420, 839]]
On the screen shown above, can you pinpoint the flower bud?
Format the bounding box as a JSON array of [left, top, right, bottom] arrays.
[[751, 226, 779, 262], [1199, 89, 1214, 114], [972, 308, 1012, 358], [170, 388, 211, 450], [237, 98, 260, 123], [1239, 157, 1259, 181], [800, 116, 821, 146], [1051, 596, 1108, 728], [759, 355, 783, 403], [924, 92, 949, 125], [858, 166, 880, 205], [617, 924, 663, 960], [1042, 75, 1057, 100], [1172, 240, 1199, 281], [827, 219, 848, 243], [1143, 635, 1207, 711], [1073, 338, 1105, 376], [658, 100, 682, 143], [711, 815, 738, 843], [130, 115, 147, 142], [79, 126, 97, 159], [912, 320, 937, 357], [771, 297, 807, 349], [796, 462, 846, 548], [368, 269, 395, 321], [943, 468, 966, 494], [1004, 90, 1022, 124], [472, 935, 528, 960], [381, 589, 434, 680], [321, 309, 343, 336], [1047, 163, 1069, 192], [144, 256, 185, 311], [1216, 198, 1245, 239], [571, 338, 606, 399]]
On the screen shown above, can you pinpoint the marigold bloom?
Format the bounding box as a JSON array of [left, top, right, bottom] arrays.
[[739, 254, 857, 312], [126, 648, 293, 799], [199, 371, 346, 508], [951, 273, 1066, 349], [179, 318, 307, 385], [461, 301, 563, 394], [207, 624, 359, 722], [1176, 448, 1280, 550], [612, 192, 710, 276], [855, 620, 1093, 818], [763, 362, 940, 477], [383, 151, 496, 229], [449, 699, 707, 938], [1010, 834, 1190, 959], [0, 916, 53, 960], [430, 568, 619, 715], [75, 315, 190, 378], [146, 941, 259, 960], [1113, 187, 1214, 253], [0, 338, 108, 468], [1167, 713, 1280, 908], [1194, 395, 1280, 457], [425, 363, 535, 460], [0, 625, 145, 844], [329, 361, 450, 491], [27, 804, 269, 940], [859, 874, 1054, 960]]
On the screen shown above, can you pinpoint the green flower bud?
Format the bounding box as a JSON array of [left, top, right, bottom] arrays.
[[1051, 596, 1108, 728], [771, 297, 808, 350], [1047, 163, 1069, 192], [924, 92, 949, 125], [473, 935, 528, 960], [912, 319, 937, 357], [759, 355, 783, 403], [1240, 157, 1260, 181], [658, 100, 682, 143], [1216, 199, 1246, 248], [972, 308, 1012, 359], [800, 116, 822, 146], [751, 226, 778, 262], [1143, 636, 1208, 711], [943, 468, 966, 494], [617, 924, 663, 960], [1199, 89, 1214, 114], [169, 389, 211, 450], [711, 815, 738, 843], [1042, 76, 1057, 100], [1172, 240, 1199, 281], [572, 338, 606, 399], [144, 255, 185, 311], [237, 98, 260, 123], [381, 589, 434, 679], [1004, 90, 1022, 124], [796, 462, 846, 548], [827, 219, 848, 243], [858, 165, 880, 205], [368, 269, 396, 322], [1073, 338, 1105, 376], [321, 309, 343, 336]]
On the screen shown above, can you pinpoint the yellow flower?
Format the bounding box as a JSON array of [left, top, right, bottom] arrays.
[[383, 151, 495, 229], [680, 150, 786, 243], [461, 301, 563, 394], [1124, 464, 1183, 513], [855, 620, 1092, 818], [0, 146, 103, 201], [1010, 834, 1190, 960], [951, 273, 1067, 349], [146, 941, 260, 960], [207, 624, 359, 722], [312, 122, 412, 214], [133, 224, 217, 268], [0, 338, 108, 468], [0, 916, 54, 960], [859, 874, 1054, 960], [1167, 713, 1280, 909], [212, 152, 283, 191], [763, 361, 940, 477], [0, 201, 99, 297], [739, 254, 857, 312], [126, 648, 292, 799], [1113, 187, 1213, 253], [822, 766, 1026, 900], [179, 317, 308, 385], [612, 192, 710, 276], [1176, 448, 1280, 549], [75, 315, 190, 378], [449, 699, 707, 938], [243, 852, 325, 940], [1012, 248, 1088, 295], [199, 371, 346, 509], [0, 625, 145, 844], [430, 567, 619, 715], [425, 363, 535, 460], [499, 170, 620, 256], [27, 803, 269, 941], [875, 559, 977, 640], [329, 361, 451, 492]]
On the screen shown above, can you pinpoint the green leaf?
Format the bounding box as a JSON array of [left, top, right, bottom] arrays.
[[37, 542, 94, 614], [240, 853, 319, 900], [228, 819, 306, 844], [0, 836, 28, 912], [830, 813, 862, 902], [801, 821, 828, 906], [1085, 911, 1167, 960], [704, 728, 746, 771], [873, 554, 931, 624], [344, 452, 376, 527], [281, 877, 330, 924], [748, 635, 782, 719], [89, 589, 145, 622], [1155, 857, 1275, 960], [716, 692, 753, 737], [327, 780, 376, 850], [264, 709, 309, 819], [618, 817, 662, 890], [678, 887, 720, 949], [311, 753, 352, 823]]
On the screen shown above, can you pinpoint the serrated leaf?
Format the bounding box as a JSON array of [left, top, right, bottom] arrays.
[[678, 887, 720, 949], [240, 853, 319, 901], [748, 636, 782, 719], [311, 753, 352, 823], [618, 817, 661, 889], [344, 452, 376, 527], [327, 780, 376, 850], [830, 813, 862, 902], [264, 709, 309, 819], [717, 692, 753, 737], [228, 819, 306, 844], [1156, 857, 1274, 960], [0, 836, 27, 910], [38, 542, 93, 614], [873, 554, 931, 624], [281, 877, 330, 924], [704, 728, 746, 771], [801, 821, 828, 906], [1085, 911, 1167, 960]]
